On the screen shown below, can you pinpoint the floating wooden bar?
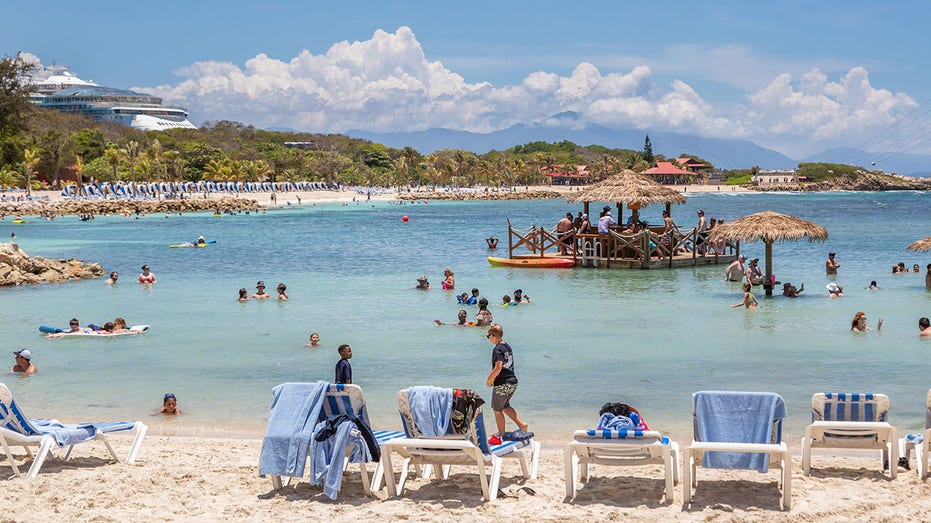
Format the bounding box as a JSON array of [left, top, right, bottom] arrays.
[[504, 220, 740, 269]]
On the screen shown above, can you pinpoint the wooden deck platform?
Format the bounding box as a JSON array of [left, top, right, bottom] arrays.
[[504, 222, 740, 270]]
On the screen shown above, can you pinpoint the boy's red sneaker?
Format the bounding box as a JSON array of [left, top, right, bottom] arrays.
[[487, 434, 502, 446]]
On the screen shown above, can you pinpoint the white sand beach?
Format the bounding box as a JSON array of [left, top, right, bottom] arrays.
[[2, 433, 930, 522]]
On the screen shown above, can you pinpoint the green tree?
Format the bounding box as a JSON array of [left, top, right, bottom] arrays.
[[643, 135, 654, 164], [103, 148, 123, 182], [22, 147, 40, 196], [0, 55, 36, 167], [121, 140, 141, 184]]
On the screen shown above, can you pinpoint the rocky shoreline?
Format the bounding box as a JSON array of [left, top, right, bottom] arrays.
[[0, 196, 260, 217], [0, 242, 103, 286], [398, 189, 561, 201], [757, 173, 931, 192]]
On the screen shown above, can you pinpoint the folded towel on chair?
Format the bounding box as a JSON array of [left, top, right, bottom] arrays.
[[30, 419, 97, 447]]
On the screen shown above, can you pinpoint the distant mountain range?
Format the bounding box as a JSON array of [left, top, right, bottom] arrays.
[[344, 120, 931, 177]]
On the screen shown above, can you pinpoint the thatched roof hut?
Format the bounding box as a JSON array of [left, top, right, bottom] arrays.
[[566, 169, 686, 222], [712, 211, 828, 295], [907, 237, 931, 252]]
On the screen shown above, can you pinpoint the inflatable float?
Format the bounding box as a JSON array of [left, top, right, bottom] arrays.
[[487, 256, 575, 268], [11, 219, 27, 224], [39, 325, 150, 337]]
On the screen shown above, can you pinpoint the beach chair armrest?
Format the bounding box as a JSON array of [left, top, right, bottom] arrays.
[[687, 441, 788, 454], [806, 421, 896, 441]]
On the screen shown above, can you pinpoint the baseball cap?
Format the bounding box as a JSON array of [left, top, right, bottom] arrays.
[[13, 349, 31, 360], [256, 281, 265, 287], [738, 254, 746, 260]]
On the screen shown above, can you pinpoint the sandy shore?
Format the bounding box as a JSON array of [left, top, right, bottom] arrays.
[[2, 433, 929, 522], [13, 183, 749, 208]]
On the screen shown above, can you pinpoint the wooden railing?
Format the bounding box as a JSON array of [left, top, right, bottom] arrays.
[[506, 221, 738, 268]]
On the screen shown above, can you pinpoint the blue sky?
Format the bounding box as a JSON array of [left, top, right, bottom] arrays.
[[5, 1, 929, 158]]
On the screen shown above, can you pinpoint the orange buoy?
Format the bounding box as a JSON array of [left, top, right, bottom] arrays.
[[402, 215, 409, 222]]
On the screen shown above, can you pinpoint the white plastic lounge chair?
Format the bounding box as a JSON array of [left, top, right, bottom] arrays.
[[261, 383, 404, 495], [380, 388, 541, 501], [565, 428, 680, 502], [0, 383, 147, 478], [901, 389, 931, 479], [684, 391, 791, 510], [802, 392, 897, 478]]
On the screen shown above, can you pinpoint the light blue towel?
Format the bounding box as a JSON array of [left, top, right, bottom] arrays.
[[694, 391, 786, 473], [407, 386, 453, 437], [258, 382, 330, 478], [31, 419, 97, 447], [310, 419, 370, 500]]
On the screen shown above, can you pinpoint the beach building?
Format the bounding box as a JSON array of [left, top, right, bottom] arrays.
[[642, 161, 697, 185], [542, 165, 590, 186], [753, 169, 799, 186]]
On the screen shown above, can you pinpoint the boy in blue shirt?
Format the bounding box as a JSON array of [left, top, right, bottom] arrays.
[[335, 344, 352, 384]]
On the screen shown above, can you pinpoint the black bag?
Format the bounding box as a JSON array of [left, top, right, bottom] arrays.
[[599, 402, 632, 417]]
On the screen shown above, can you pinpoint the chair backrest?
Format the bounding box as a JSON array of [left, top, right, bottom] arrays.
[[0, 383, 42, 437], [320, 384, 371, 427], [397, 389, 491, 454], [692, 391, 786, 445], [925, 389, 931, 430], [811, 393, 888, 423]]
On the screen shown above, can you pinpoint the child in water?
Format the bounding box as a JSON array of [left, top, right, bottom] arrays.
[[158, 393, 181, 415]]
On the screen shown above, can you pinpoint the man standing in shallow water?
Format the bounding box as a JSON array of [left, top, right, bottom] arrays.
[[826, 252, 840, 275], [925, 264, 931, 289]]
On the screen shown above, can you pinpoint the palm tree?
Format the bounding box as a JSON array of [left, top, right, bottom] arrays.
[[22, 147, 40, 197], [0, 165, 19, 189], [162, 150, 184, 182], [103, 148, 122, 182], [149, 139, 163, 181], [121, 140, 141, 185]]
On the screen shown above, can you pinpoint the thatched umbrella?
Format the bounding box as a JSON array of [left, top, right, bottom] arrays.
[[567, 169, 686, 223], [907, 237, 931, 252], [712, 211, 828, 295]]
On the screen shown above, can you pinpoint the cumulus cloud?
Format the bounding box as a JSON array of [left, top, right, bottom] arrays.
[[129, 27, 920, 156]]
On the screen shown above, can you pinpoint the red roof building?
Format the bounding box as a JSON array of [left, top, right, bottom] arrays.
[[642, 162, 695, 184], [674, 156, 708, 170]]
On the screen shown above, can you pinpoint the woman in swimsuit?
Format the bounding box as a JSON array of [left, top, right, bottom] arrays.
[[730, 283, 759, 309], [138, 264, 156, 284], [475, 298, 494, 326], [277, 283, 288, 300], [111, 318, 129, 333], [441, 268, 455, 290], [237, 288, 249, 302]]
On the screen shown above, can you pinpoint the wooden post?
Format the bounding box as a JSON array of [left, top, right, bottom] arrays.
[[641, 230, 650, 269], [763, 240, 774, 296]]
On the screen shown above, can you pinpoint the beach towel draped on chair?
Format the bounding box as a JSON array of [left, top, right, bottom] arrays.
[[0, 383, 147, 479], [258, 382, 404, 497], [684, 391, 791, 510], [380, 387, 540, 501]]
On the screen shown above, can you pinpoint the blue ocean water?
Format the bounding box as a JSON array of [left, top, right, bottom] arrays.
[[2, 191, 931, 441]]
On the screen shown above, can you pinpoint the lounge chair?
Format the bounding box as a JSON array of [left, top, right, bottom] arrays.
[[565, 428, 680, 502], [802, 392, 897, 478], [0, 383, 147, 478], [259, 382, 404, 497], [901, 389, 931, 478], [380, 387, 540, 501], [683, 391, 791, 510]]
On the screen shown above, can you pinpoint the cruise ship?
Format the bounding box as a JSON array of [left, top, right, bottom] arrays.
[[30, 65, 197, 131]]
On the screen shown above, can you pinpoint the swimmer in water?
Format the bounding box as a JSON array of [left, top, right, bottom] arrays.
[[158, 393, 181, 415]]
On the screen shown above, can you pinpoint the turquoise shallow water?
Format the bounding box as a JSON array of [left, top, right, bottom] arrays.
[[2, 191, 931, 440]]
